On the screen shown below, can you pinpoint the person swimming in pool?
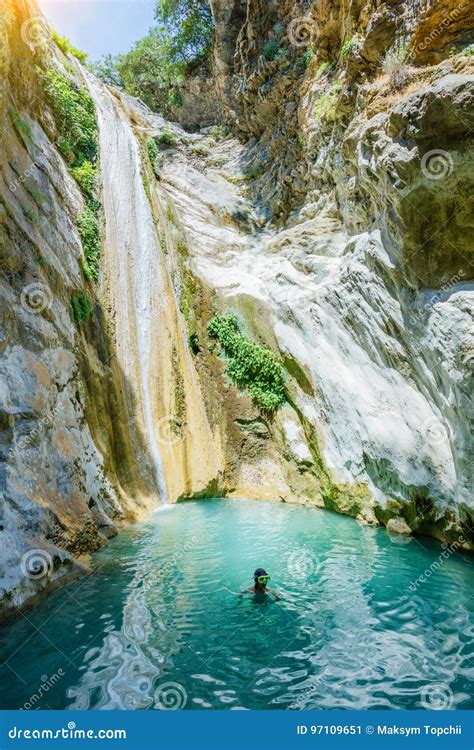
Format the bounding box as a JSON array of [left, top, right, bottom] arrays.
[[240, 568, 281, 601]]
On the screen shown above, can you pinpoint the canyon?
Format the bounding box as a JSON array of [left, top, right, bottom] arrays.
[[0, 0, 473, 622]]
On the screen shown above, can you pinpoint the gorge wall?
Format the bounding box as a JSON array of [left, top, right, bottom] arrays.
[[0, 0, 473, 622]]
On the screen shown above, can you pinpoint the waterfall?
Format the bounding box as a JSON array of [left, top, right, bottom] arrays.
[[86, 76, 168, 503]]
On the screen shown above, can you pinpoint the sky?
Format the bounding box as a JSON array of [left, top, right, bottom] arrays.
[[39, 0, 156, 61]]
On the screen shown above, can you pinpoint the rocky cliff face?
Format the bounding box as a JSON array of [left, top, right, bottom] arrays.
[[0, 0, 473, 621]]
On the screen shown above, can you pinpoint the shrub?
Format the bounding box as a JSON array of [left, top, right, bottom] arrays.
[[296, 47, 313, 70], [42, 69, 97, 167], [262, 38, 282, 61], [157, 130, 177, 146], [314, 79, 343, 121], [168, 88, 183, 107], [146, 137, 160, 177], [52, 31, 88, 63], [243, 163, 263, 180], [70, 292, 93, 323], [207, 313, 285, 412], [70, 160, 97, 201], [77, 206, 100, 281], [209, 125, 230, 140], [382, 42, 409, 89], [340, 36, 360, 59], [9, 109, 33, 144], [316, 61, 335, 78]]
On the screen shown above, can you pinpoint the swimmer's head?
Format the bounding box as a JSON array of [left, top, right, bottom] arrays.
[[254, 568, 270, 588]]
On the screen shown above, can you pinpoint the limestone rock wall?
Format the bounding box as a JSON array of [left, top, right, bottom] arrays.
[[0, 0, 473, 624], [161, 0, 473, 544], [0, 0, 158, 622]]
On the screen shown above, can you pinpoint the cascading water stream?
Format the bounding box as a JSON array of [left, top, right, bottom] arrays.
[[85, 75, 168, 503]]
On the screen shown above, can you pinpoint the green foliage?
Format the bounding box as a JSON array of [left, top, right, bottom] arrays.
[[314, 80, 343, 121], [296, 47, 313, 70], [41, 69, 97, 167], [459, 44, 474, 56], [70, 161, 97, 201], [70, 292, 93, 323], [168, 88, 183, 107], [340, 36, 360, 59], [157, 129, 177, 146], [100, 1, 214, 115], [207, 313, 285, 412], [382, 42, 409, 89], [208, 125, 230, 140], [262, 38, 281, 61], [52, 31, 88, 63], [9, 109, 33, 144], [146, 137, 160, 177], [92, 54, 124, 87], [243, 163, 263, 180], [315, 61, 335, 78], [192, 142, 210, 156], [156, 0, 214, 64], [41, 68, 102, 281], [77, 206, 100, 282]]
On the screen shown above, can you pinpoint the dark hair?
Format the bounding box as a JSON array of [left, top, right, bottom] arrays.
[[254, 568, 267, 580]]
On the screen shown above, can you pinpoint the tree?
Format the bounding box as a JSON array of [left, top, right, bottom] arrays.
[[92, 1, 214, 115], [155, 0, 214, 65], [91, 54, 124, 88]]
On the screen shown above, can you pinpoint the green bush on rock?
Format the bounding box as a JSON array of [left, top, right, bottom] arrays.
[[52, 31, 88, 63], [207, 313, 286, 413], [70, 292, 93, 323], [70, 160, 97, 201], [42, 69, 102, 283], [77, 206, 100, 282], [42, 69, 97, 167]]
